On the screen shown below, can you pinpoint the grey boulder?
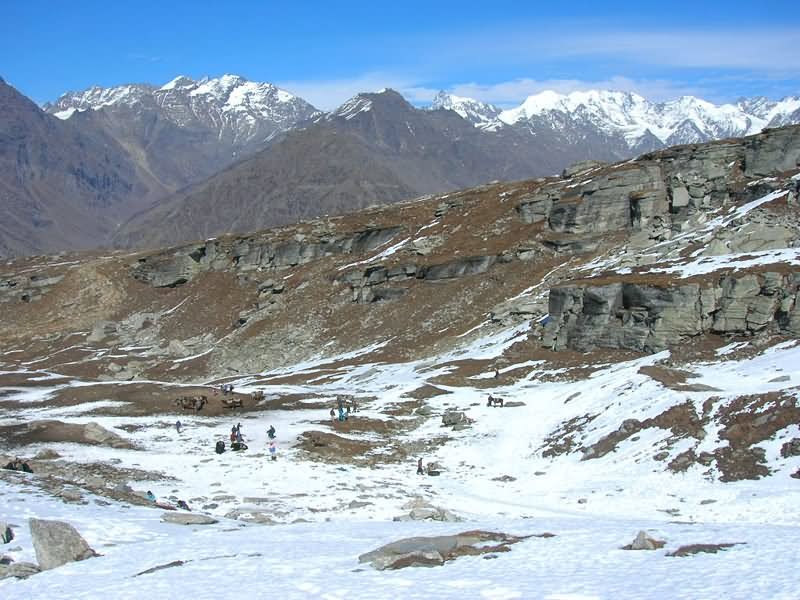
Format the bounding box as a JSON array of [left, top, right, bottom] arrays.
[[29, 518, 98, 571], [359, 530, 526, 570], [161, 512, 219, 525]]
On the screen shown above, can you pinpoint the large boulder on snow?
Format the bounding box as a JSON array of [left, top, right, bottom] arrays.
[[161, 512, 218, 525], [359, 530, 526, 570], [442, 410, 469, 428], [81, 423, 133, 448], [20, 421, 135, 449], [623, 530, 666, 550], [29, 518, 97, 570]]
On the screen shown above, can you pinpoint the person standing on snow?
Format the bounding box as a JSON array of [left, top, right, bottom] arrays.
[[175, 420, 182, 433], [269, 440, 277, 461], [417, 458, 424, 475], [267, 425, 276, 439]]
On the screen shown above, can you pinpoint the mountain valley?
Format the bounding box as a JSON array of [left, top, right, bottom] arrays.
[[1, 122, 800, 596]]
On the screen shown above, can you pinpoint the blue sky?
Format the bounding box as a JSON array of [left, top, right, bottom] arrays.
[[3, 0, 799, 109]]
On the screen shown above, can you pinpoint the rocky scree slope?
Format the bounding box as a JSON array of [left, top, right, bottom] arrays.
[[1, 125, 799, 483]]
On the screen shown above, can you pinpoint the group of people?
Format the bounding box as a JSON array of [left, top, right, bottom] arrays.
[[229, 423, 248, 450], [214, 422, 277, 457], [3, 457, 33, 473], [145, 490, 190, 511], [219, 383, 235, 395], [330, 396, 359, 422]]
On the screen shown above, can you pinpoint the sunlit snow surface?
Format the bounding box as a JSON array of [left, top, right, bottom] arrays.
[[2, 319, 800, 598]]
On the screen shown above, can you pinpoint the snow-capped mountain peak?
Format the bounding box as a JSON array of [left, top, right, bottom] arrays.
[[430, 91, 502, 128], [159, 75, 196, 91], [329, 94, 375, 120], [48, 83, 155, 119], [46, 74, 319, 145], [491, 88, 800, 148]]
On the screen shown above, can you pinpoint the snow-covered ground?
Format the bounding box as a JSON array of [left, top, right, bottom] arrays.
[[3, 480, 798, 600], [2, 317, 800, 597]]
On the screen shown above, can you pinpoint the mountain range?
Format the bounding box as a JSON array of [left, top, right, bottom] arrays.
[[431, 88, 800, 149], [1, 73, 798, 256]]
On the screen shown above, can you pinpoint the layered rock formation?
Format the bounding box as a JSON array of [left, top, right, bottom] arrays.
[[543, 272, 800, 353]]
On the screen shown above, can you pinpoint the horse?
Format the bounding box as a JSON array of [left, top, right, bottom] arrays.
[[487, 395, 504, 407]]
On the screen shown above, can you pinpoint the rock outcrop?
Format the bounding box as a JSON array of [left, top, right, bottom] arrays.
[[543, 272, 800, 352], [132, 226, 402, 288], [18, 421, 135, 449]]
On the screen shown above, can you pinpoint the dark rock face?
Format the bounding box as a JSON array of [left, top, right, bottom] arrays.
[[780, 438, 800, 458], [421, 256, 498, 280], [543, 272, 800, 352], [744, 126, 800, 177], [29, 518, 98, 571]]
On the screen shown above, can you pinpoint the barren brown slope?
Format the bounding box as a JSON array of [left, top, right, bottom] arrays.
[[0, 78, 169, 258], [112, 127, 420, 250]]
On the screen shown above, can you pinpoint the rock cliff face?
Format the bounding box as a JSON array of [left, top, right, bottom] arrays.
[[131, 225, 403, 288], [543, 272, 800, 353]]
